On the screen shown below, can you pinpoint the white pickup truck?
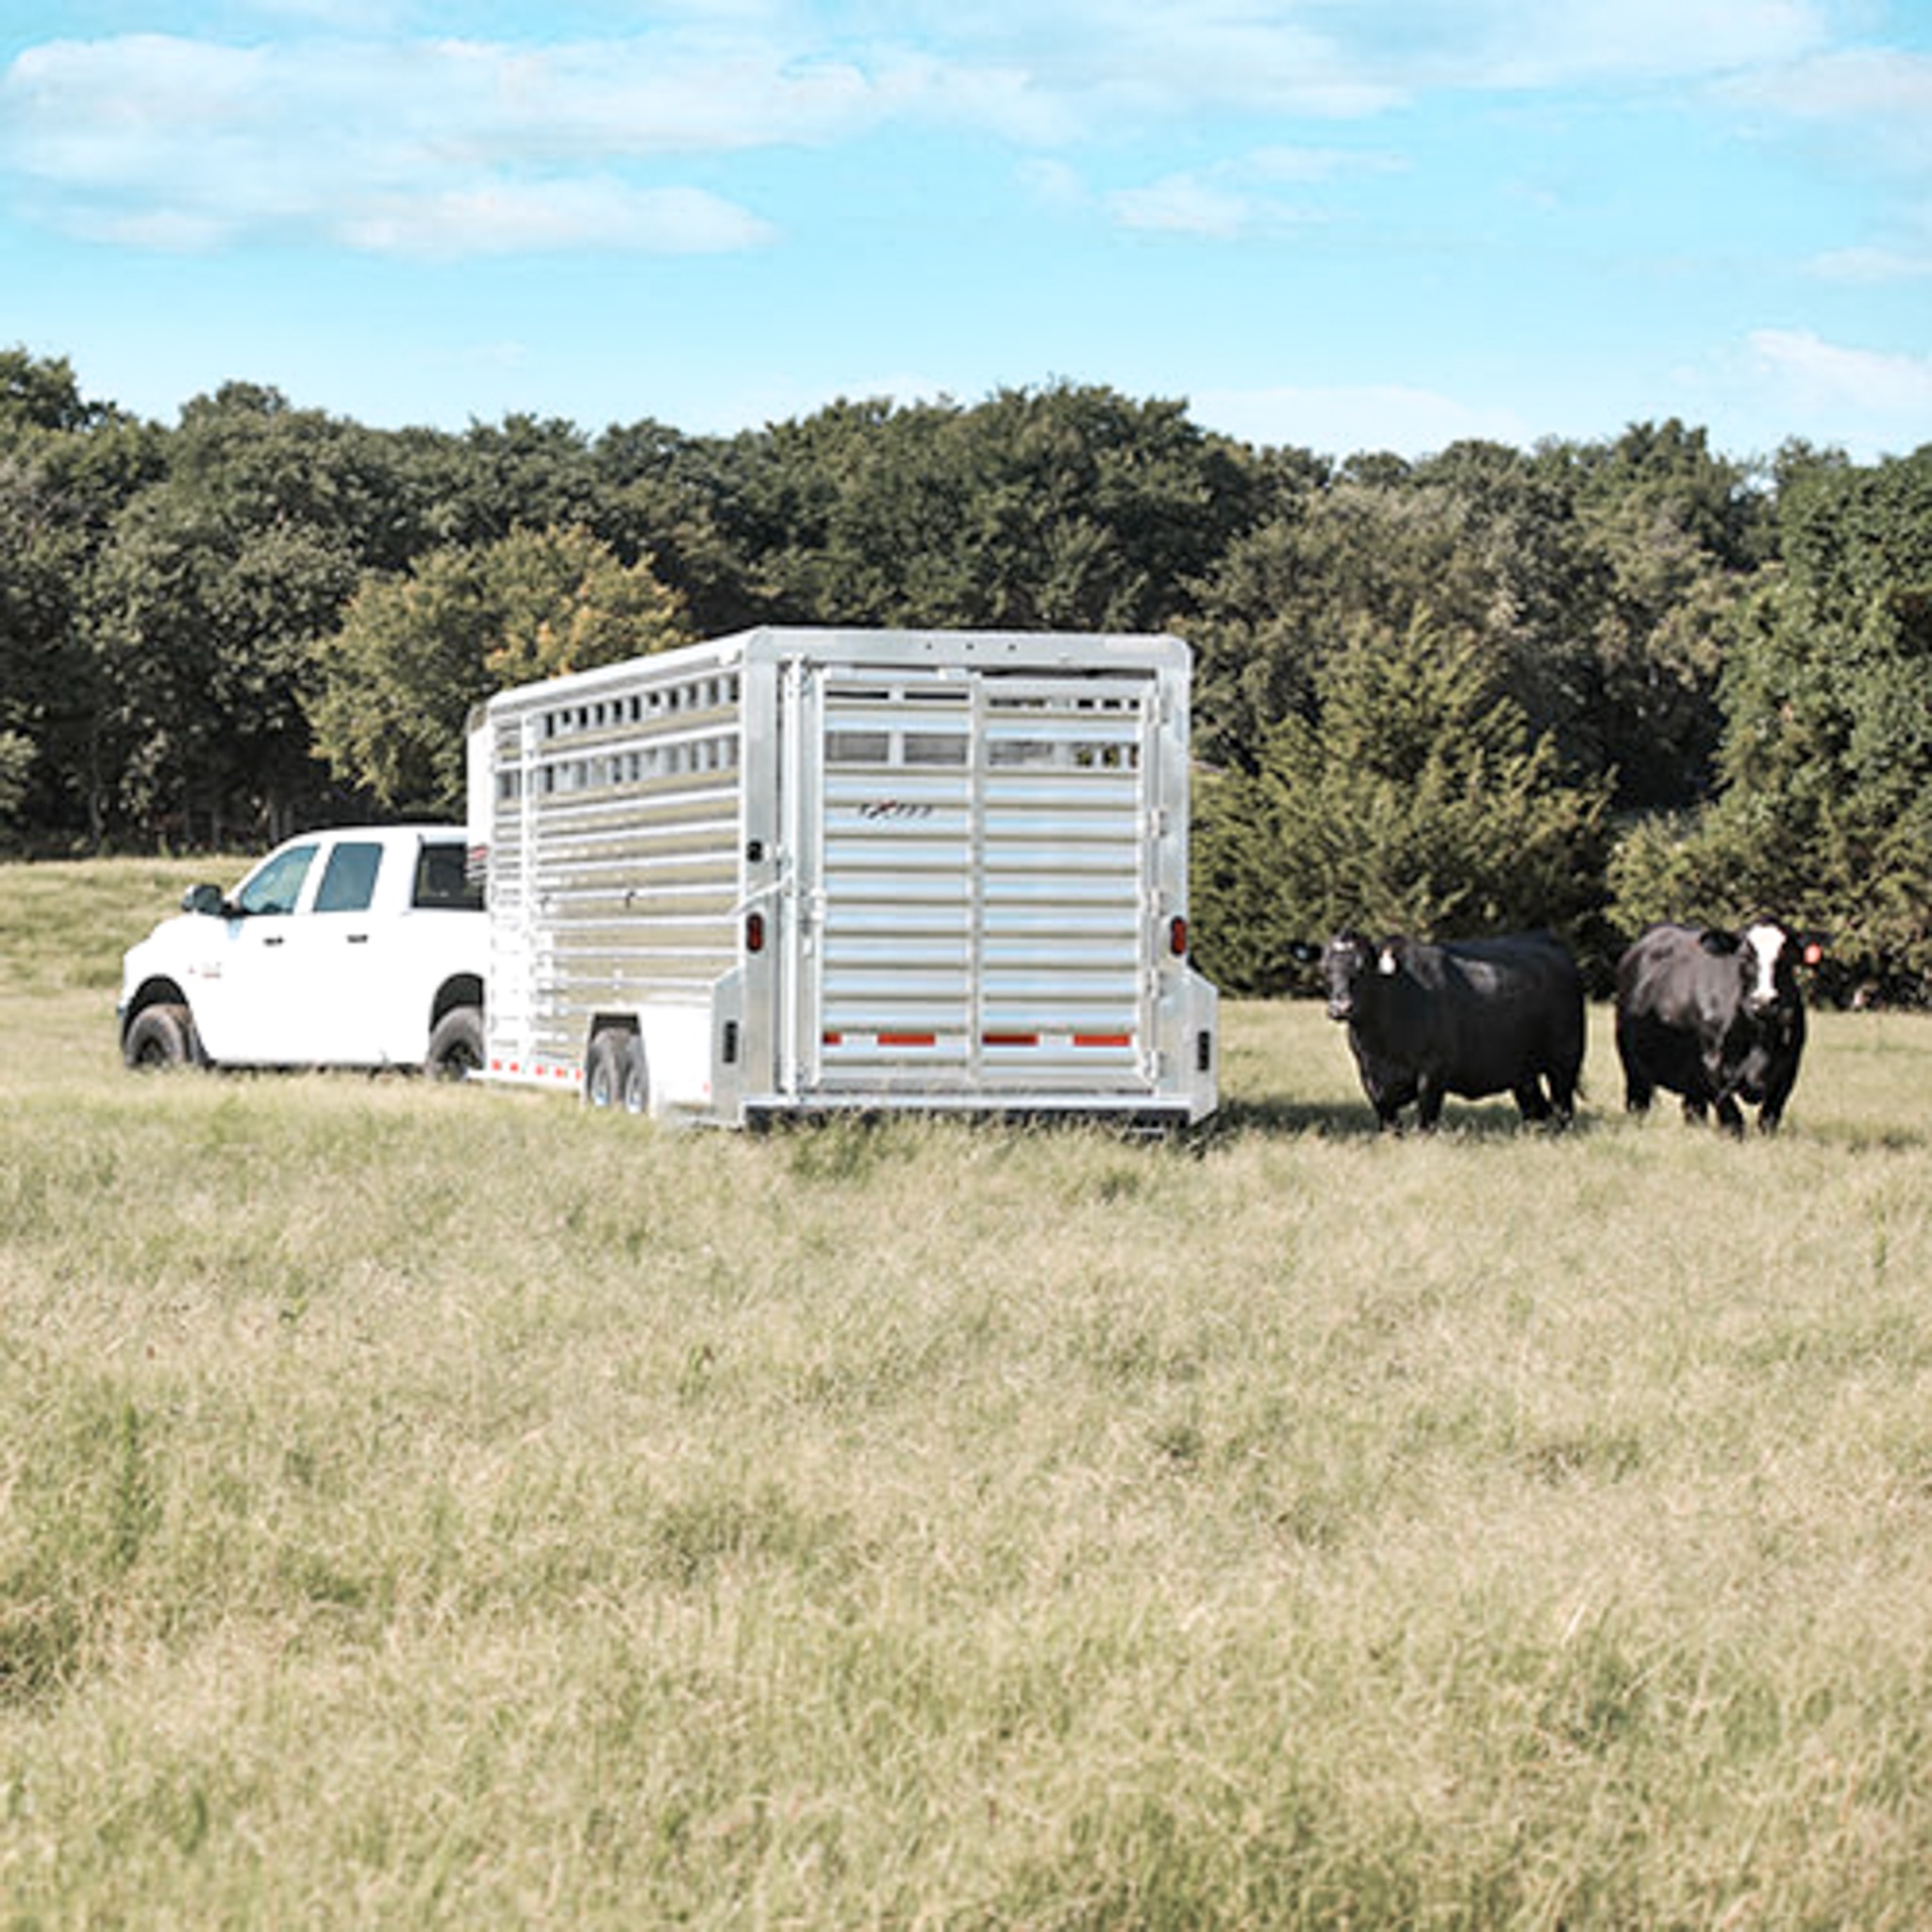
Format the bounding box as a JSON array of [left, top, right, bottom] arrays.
[[118, 824, 487, 1075]]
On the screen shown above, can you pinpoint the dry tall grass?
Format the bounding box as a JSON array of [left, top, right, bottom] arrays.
[[4, 858, 1931, 1925]]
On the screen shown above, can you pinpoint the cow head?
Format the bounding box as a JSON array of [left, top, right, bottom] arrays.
[[1701, 918, 1805, 1020], [1320, 930, 1400, 1022]]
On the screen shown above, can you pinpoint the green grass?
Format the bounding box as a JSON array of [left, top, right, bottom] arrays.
[[6, 858, 1932, 1925]]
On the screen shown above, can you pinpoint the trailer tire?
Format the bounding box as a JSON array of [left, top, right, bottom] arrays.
[[425, 1005, 484, 1080], [585, 1029, 625, 1108], [620, 1035, 649, 1116], [124, 1002, 201, 1071]]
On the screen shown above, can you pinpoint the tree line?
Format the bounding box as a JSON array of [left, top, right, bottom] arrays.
[[3, 348, 1928, 1000]]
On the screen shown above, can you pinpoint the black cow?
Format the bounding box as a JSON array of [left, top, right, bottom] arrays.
[[1319, 930, 1586, 1131], [1614, 919, 1811, 1133]]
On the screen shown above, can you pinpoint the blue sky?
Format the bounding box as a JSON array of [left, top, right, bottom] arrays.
[[5, 1, 1929, 462]]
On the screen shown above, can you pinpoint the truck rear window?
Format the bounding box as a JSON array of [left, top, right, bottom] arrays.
[[414, 843, 483, 911]]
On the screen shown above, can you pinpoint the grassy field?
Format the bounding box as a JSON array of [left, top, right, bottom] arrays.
[[5, 857, 1932, 1927]]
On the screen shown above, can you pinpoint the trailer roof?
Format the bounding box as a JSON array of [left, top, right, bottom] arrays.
[[484, 625, 1191, 711]]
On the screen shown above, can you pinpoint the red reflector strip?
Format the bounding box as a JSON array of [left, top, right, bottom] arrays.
[[823, 1030, 843, 1046], [982, 1032, 1040, 1047], [877, 1031, 937, 1047], [1074, 1032, 1134, 1048]]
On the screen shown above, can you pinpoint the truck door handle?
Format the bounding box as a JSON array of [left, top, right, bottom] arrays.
[[346, 933, 370, 944]]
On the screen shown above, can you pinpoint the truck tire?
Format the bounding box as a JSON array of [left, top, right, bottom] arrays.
[[585, 1029, 625, 1108], [425, 1005, 484, 1080], [620, 1035, 649, 1116], [124, 1002, 201, 1071]]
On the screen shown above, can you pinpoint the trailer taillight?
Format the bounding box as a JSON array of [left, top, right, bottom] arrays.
[[745, 910, 765, 954], [1169, 915, 1189, 958]]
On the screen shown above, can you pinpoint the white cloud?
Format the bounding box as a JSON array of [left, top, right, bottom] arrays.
[[949, 0, 1832, 102], [1747, 328, 1932, 421], [1720, 47, 1932, 179], [338, 178, 776, 258], [1449, 0, 1828, 88], [1808, 244, 1932, 285], [1728, 45, 1932, 125], [0, 31, 864, 258], [0, 3, 1907, 267], [1109, 175, 1267, 241], [1015, 156, 1089, 214], [1098, 140, 1403, 241]]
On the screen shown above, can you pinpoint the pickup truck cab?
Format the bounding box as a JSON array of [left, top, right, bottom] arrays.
[[119, 824, 487, 1075]]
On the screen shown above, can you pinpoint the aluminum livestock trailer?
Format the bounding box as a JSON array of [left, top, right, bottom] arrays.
[[466, 626, 1219, 1126]]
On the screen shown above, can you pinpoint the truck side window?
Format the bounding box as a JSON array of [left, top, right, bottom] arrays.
[[315, 841, 383, 914], [413, 842, 484, 911], [234, 843, 316, 917]]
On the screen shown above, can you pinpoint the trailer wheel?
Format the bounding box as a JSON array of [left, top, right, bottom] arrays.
[[620, 1036, 649, 1116], [124, 1002, 201, 1071], [425, 1005, 484, 1080], [585, 1029, 625, 1108]]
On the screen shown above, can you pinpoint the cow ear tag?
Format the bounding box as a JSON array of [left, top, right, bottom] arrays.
[[1803, 941, 1824, 967], [1377, 947, 1398, 976]]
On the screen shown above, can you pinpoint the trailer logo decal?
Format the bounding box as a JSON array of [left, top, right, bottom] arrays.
[[857, 799, 934, 822]]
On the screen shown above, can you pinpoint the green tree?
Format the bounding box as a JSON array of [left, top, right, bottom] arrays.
[[717, 383, 1265, 632], [1607, 446, 1932, 994], [1, 352, 167, 843], [0, 729, 31, 834], [71, 383, 451, 843], [1189, 425, 1763, 813], [1187, 450, 1603, 779], [592, 418, 764, 637], [309, 526, 691, 815], [1193, 616, 1610, 994]]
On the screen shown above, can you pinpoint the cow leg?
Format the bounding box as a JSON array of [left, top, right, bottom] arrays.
[[1513, 1080, 1552, 1124], [1712, 1093, 1746, 1136], [1757, 1067, 1796, 1135], [1414, 1075, 1444, 1132], [1615, 1020, 1652, 1114]]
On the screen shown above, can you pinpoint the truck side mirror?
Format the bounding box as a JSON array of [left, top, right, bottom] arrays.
[[181, 882, 228, 918]]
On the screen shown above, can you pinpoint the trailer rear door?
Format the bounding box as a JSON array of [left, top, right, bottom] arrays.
[[776, 659, 1172, 1106]]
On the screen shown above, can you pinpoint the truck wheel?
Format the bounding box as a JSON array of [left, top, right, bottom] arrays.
[[585, 1030, 625, 1108], [425, 1005, 484, 1080], [620, 1035, 649, 1116], [125, 1003, 200, 1071]]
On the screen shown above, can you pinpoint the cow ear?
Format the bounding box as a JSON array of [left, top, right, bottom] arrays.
[[1699, 928, 1740, 957]]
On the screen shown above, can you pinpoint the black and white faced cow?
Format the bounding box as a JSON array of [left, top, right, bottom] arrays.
[[1614, 919, 1811, 1133], [1320, 931, 1587, 1131]]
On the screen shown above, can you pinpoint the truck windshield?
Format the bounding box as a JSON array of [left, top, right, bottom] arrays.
[[235, 843, 316, 916]]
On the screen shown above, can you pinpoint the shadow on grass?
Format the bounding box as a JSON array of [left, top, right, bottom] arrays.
[[1199, 1093, 1622, 1145]]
